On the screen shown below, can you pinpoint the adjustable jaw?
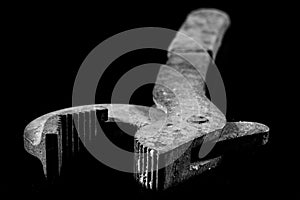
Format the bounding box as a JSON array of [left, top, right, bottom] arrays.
[[134, 121, 269, 190]]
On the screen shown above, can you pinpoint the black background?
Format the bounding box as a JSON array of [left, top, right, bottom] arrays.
[[4, 1, 292, 198]]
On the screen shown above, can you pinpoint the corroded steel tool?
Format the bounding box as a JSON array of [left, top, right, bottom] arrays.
[[23, 8, 270, 191]]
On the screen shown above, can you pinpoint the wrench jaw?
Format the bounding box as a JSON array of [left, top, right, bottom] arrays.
[[23, 105, 109, 179], [24, 115, 61, 178], [133, 121, 270, 191]]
